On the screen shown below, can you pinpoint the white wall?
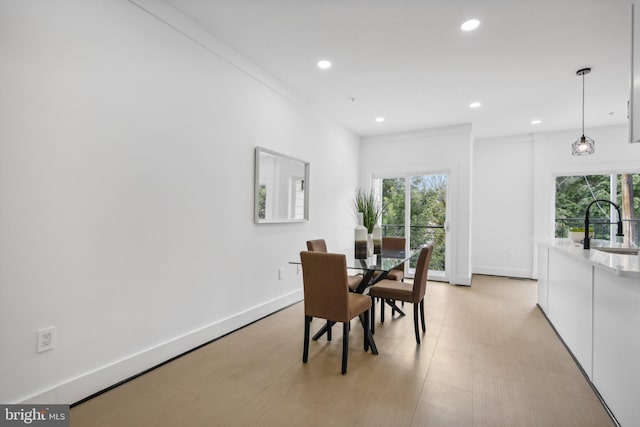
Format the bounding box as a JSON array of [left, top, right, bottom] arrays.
[[472, 134, 534, 278], [471, 123, 640, 280], [360, 125, 473, 286], [0, 0, 360, 404], [531, 123, 640, 277]]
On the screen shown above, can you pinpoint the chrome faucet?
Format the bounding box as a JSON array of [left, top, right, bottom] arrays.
[[583, 199, 624, 249]]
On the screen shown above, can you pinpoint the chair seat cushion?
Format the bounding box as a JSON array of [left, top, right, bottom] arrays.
[[347, 293, 371, 320], [372, 269, 404, 281], [385, 269, 404, 281], [348, 275, 362, 290], [369, 279, 414, 303]]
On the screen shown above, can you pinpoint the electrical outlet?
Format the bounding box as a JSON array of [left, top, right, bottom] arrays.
[[297, 265, 302, 275], [278, 267, 285, 280], [37, 327, 55, 353]]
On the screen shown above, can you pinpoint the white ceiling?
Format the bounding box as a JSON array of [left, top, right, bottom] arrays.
[[164, 0, 631, 139]]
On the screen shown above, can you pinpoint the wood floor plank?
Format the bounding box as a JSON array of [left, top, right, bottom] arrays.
[[71, 276, 615, 426]]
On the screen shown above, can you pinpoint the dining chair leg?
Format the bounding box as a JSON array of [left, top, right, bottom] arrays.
[[363, 311, 370, 352], [370, 297, 376, 334], [303, 315, 312, 363], [413, 303, 421, 345], [326, 320, 332, 341], [420, 299, 426, 332], [380, 299, 385, 324], [341, 322, 349, 374]]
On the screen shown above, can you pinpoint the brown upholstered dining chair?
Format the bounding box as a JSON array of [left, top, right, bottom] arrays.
[[381, 237, 406, 281], [300, 251, 374, 374], [306, 239, 362, 291], [368, 244, 434, 344], [306, 239, 328, 252]]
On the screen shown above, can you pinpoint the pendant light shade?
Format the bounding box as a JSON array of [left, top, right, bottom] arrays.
[[572, 135, 595, 155], [572, 67, 595, 156]]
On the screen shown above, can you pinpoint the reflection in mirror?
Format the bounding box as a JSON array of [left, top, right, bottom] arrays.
[[254, 147, 309, 223]]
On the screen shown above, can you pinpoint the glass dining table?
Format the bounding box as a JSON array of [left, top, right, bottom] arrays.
[[346, 248, 418, 293], [291, 247, 419, 354]]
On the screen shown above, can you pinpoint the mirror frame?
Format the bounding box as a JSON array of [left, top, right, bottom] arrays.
[[254, 146, 310, 224]]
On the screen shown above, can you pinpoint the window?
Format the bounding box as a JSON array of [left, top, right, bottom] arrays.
[[555, 173, 640, 246]]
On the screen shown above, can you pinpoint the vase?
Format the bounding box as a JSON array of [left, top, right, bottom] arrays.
[[354, 212, 368, 259], [372, 223, 382, 254], [569, 230, 593, 242], [367, 234, 374, 257]]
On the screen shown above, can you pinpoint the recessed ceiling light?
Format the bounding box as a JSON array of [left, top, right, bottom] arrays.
[[469, 101, 482, 109], [461, 19, 480, 32], [531, 119, 542, 125], [317, 60, 332, 69], [375, 117, 385, 123]]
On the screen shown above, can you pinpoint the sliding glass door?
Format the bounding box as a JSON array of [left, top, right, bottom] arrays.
[[377, 177, 406, 237], [374, 172, 449, 281]]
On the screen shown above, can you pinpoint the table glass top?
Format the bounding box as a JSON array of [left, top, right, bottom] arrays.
[[292, 248, 418, 272], [346, 248, 418, 272]]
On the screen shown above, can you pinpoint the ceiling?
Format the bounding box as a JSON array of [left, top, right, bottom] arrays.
[[163, 0, 631, 139]]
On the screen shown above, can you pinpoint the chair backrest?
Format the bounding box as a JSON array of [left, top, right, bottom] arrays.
[[412, 244, 434, 301], [306, 239, 328, 252], [300, 251, 350, 322], [383, 237, 406, 271]]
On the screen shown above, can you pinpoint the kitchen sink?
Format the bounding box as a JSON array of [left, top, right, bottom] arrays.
[[593, 247, 639, 255]]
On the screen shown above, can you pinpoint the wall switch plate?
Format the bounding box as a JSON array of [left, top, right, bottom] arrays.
[[297, 265, 302, 275], [278, 267, 285, 280], [37, 327, 55, 353]]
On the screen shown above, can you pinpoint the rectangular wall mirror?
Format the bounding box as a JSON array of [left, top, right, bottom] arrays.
[[254, 147, 309, 223]]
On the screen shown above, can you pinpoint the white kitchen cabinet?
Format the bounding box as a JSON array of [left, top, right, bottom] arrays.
[[547, 249, 593, 378], [593, 269, 640, 426], [539, 239, 640, 426]]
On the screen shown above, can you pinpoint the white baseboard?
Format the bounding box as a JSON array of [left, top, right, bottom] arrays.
[[452, 275, 472, 286], [472, 266, 533, 279], [20, 289, 303, 405]]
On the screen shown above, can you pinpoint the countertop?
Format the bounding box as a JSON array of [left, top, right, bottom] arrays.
[[539, 238, 640, 279]]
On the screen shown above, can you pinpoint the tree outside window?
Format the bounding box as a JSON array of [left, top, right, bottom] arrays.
[[555, 173, 639, 246]]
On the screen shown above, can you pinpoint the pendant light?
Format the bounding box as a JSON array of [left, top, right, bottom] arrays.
[[572, 67, 595, 155]]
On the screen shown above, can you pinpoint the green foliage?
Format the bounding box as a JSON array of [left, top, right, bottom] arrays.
[[409, 175, 447, 271], [555, 173, 640, 241], [354, 188, 383, 233], [555, 175, 610, 238], [568, 226, 593, 232], [555, 175, 610, 220], [380, 175, 447, 271], [257, 185, 266, 219], [381, 178, 405, 235]]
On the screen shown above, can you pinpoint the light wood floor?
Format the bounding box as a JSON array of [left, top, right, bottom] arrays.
[[71, 275, 615, 427]]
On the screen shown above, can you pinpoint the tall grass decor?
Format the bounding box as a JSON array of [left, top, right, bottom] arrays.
[[353, 188, 383, 233]]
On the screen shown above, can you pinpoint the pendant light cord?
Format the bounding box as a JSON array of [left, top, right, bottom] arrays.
[[572, 67, 593, 155], [581, 73, 585, 135]]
